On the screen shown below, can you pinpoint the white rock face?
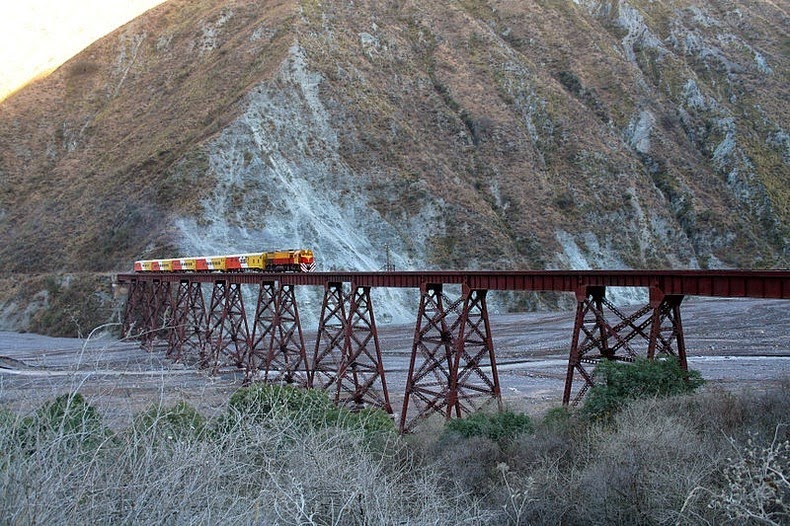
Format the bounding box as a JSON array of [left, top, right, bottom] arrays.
[[627, 109, 655, 154], [173, 45, 424, 324], [554, 230, 647, 305], [616, 2, 664, 64]]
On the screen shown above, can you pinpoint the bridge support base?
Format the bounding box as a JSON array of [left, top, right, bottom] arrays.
[[563, 286, 688, 405], [400, 284, 501, 433], [246, 283, 310, 385], [311, 283, 392, 412]]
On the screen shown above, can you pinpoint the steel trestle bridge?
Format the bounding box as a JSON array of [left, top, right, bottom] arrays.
[[116, 269, 789, 432]]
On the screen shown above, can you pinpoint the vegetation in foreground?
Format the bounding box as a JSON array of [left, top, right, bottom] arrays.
[[1, 364, 788, 525]]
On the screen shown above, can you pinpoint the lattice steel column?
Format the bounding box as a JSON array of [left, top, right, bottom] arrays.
[[261, 284, 310, 385], [400, 284, 457, 432], [647, 289, 687, 368], [121, 279, 146, 340], [448, 287, 502, 417], [202, 280, 251, 373], [141, 280, 172, 352], [167, 280, 191, 361], [335, 285, 392, 413], [310, 282, 348, 389], [246, 281, 278, 381], [400, 284, 499, 432], [166, 280, 207, 364]]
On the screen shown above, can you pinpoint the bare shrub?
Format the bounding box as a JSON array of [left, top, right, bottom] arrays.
[[255, 418, 493, 524], [577, 398, 715, 524], [509, 406, 588, 470], [2, 382, 787, 525], [660, 389, 751, 437], [0, 390, 491, 525], [498, 409, 593, 523], [503, 398, 718, 525], [727, 383, 790, 438], [680, 425, 790, 526], [653, 383, 790, 445], [494, 462, 537, 525], [433, 433, 502, 497]]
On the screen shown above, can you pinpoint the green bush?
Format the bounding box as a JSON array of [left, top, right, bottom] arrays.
[[0, 407, 15, 428], [540, 406, 574, 434], [445, 410, 534, 445], [223, 384, 395, 436], [36, 393, 102, 430], [582, 357, 704, 421], [228, 384, 334, 421], [132, 401, 207, 442], [14, 393, 107, 452]]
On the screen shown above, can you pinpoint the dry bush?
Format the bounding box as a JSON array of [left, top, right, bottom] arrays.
[[508, 406, 588, 470], [253, 417, 493, 525], [0, 389, 492, 525], [433, 433, 502, 497], [500, 408, 594, 524], [574, 398, 716, 524], [3, 380, 787, 525], [707, 428, 789, 525], [665, 384, 790, 441], [678, 425, 790, 526], [500, 388, 790, 526], [502, 405, 710, 525]]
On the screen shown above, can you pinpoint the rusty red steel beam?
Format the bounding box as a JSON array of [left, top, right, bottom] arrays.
[[117, 270, 789, 299]]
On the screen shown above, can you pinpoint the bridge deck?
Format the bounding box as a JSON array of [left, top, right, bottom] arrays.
[[116, 269, 790, 299]]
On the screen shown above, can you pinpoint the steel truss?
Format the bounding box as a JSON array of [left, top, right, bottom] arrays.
[[647, 290, 687, 367], [246, 283, 310, 385], [122, 280, 173, 351], [563, 286, 689, 405], [311, 283, 392, 412], [400, 284, 501, 433], [310, 282, 347, 390], [202, 281, 250, 372], [337, 285, 392, 411], [166, 280, 207, 364], [121, 279, 147, 340], [246, 281, 278, 380]]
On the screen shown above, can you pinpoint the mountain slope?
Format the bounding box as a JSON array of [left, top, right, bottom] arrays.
[[1, 0, 298, 270], [0, 0, 787, 331]]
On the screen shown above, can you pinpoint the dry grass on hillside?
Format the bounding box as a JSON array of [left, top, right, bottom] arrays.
[[0, 0, 787, 297]]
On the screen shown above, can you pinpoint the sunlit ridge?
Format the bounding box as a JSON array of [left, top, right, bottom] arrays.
[[0, 0, 166, 102]]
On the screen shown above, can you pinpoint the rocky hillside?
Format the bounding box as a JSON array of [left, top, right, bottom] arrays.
[[0, 0, 787, 331]]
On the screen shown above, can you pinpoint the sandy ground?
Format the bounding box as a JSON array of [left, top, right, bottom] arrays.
[[0, 297, 787, 428]]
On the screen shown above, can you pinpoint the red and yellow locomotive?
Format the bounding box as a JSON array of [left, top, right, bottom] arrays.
[[134, 249, 315, 273]]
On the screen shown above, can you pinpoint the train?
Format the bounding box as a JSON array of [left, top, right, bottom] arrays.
[[134, 249, 316, 273]]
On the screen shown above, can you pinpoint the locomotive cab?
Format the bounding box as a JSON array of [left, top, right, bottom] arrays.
[[298, 249, 316, 272]]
